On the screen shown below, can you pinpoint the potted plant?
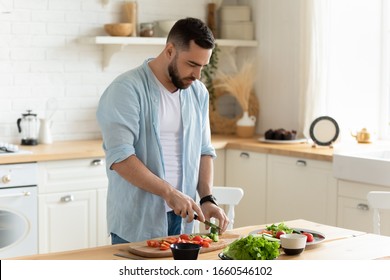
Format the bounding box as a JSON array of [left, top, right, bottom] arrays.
[[213, 62, 258, 137], [201, 44, 220, 110]]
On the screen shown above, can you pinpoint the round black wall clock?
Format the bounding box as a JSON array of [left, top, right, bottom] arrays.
[[309, 116, 339, 146]]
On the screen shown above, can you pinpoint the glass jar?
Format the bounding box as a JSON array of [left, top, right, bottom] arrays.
[[140, 22, 155, 37]]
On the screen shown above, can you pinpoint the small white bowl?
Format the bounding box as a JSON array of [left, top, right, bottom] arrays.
[[280, 233, 307, 255]]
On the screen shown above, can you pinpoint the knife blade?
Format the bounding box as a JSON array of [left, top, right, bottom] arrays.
[[194, 214, 221, 232]]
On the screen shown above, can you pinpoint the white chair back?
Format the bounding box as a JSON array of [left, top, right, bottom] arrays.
[[367, 191, 390, 235], [193, 186, 244, 232]]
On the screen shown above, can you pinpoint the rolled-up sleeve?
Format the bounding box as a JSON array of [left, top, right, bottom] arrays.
[[97, 81, 140, 168], [200, 84, 216, 158]]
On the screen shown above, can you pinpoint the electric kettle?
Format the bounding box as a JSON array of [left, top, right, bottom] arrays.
[[16, 110, 39, 145]]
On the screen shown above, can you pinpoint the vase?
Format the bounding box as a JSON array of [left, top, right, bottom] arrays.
[[236, 111, 256, 138], [39, 118, 53, 144]]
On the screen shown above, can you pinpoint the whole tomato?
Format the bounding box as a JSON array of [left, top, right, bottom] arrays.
[[275, 230, 286, 239], [302, 232, 314, 242]]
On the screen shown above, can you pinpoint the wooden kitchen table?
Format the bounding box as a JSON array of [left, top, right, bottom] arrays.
[[8, 219, 390, 260]]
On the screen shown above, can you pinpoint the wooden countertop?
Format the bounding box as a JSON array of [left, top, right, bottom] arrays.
[[0, 140, 105, 164], [10, 219, 390, 260], [0, 135, 333, 164], [211, 134, 334, 162]]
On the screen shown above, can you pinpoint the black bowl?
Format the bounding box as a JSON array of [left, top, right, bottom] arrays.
[[170, 243, 201, 260], [282, 247, 305, 255]]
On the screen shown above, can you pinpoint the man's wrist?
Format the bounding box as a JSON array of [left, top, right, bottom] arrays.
[[200, 194, 218, 206]]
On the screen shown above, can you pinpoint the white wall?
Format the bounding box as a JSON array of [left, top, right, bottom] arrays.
[[1, 0, 302, 144], [0, 0, 211, 144], [254, 0, 302, 135]]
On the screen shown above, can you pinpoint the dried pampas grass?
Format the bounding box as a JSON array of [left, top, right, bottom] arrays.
[[214, 62, 255, 112]]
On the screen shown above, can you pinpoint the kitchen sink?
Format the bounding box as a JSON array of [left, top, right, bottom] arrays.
[[354, 150, 390, 160], [333, 144, 390, 187]]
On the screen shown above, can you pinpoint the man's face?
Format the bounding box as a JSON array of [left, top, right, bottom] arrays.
[[168, 41, 212, 90]]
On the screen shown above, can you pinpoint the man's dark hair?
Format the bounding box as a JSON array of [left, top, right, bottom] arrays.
[[167, 17, 215, 51]]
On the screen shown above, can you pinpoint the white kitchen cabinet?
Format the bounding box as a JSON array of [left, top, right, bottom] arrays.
[[225, 149, 267, 228], [38, 158, 109, 253], [38, 189, 97, 253], [97, 188, 110, 246], [214, 148, 225, 186], [266, 155, 337, 226], [337, 180, 390, 236]]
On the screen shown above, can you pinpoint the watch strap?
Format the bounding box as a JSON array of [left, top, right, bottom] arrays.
[[199, 194, 218, 206]]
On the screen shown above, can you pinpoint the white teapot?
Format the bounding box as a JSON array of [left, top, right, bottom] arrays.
[[237, 112, 256, 126]]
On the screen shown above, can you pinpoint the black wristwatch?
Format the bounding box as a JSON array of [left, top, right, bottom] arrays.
[[200, 195, 218, 206]]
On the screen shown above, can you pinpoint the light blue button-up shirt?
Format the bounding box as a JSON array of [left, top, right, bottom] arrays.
[[96, 59, 216, 242]]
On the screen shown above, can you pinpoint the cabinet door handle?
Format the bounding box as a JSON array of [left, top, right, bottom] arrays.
[[357, 203, 369, 211], [91, 159, 104, 166], [240, 152, 250, 159], [61, 195, 74, 203], [296, 160, 307, 167]]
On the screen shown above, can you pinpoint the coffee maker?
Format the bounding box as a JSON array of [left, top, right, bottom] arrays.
[[17, 110, 39, 145]]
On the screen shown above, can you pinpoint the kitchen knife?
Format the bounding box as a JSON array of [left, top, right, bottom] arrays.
[[194, 214, 221, 232]]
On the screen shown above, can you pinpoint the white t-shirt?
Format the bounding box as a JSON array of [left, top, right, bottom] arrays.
[[157, 82, 183, 212]]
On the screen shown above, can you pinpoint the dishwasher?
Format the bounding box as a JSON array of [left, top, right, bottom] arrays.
[[0, 162, 38, 259]]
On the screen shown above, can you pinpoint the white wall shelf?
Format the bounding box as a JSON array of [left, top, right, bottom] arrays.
[[79, 36, 258, 69]]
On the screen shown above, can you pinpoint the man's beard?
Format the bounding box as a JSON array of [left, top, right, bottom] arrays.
[[168, 56, 195, 90]]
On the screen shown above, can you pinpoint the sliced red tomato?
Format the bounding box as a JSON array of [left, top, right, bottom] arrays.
[[160, 245, 170, 250], [163, 237, 179, 244], [146, 240, 161, 247], [192, 235, 203, 242], [202, 236, 213, 243], [179, 234, 191, 240], [147, 233, 216, 251], [159, 241, 171, 250]]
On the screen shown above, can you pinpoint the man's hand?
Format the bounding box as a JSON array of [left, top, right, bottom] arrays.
[[200, 203, 229, 234], [163, 188, 204, 222]]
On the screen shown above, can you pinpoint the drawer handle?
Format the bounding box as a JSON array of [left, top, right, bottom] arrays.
[[2, 174, 11, 184], [357, 203, 369, 211], [240, 152, 250, 159], [296, 160, 307, 166], [91, 159, 104, 166], [61, 195, 74, 203], [0, 191, 31, 198]]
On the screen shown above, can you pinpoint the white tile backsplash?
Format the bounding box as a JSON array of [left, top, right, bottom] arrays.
[[0, 0, 209, 144]]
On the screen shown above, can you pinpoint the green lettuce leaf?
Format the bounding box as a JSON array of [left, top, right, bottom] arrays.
[[223, 235, 280, 260]]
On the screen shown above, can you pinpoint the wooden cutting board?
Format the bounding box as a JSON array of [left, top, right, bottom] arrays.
[[128, 233, 240, 258]]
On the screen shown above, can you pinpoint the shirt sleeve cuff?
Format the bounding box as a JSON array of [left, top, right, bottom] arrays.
[[106, 144, 135, 169]]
